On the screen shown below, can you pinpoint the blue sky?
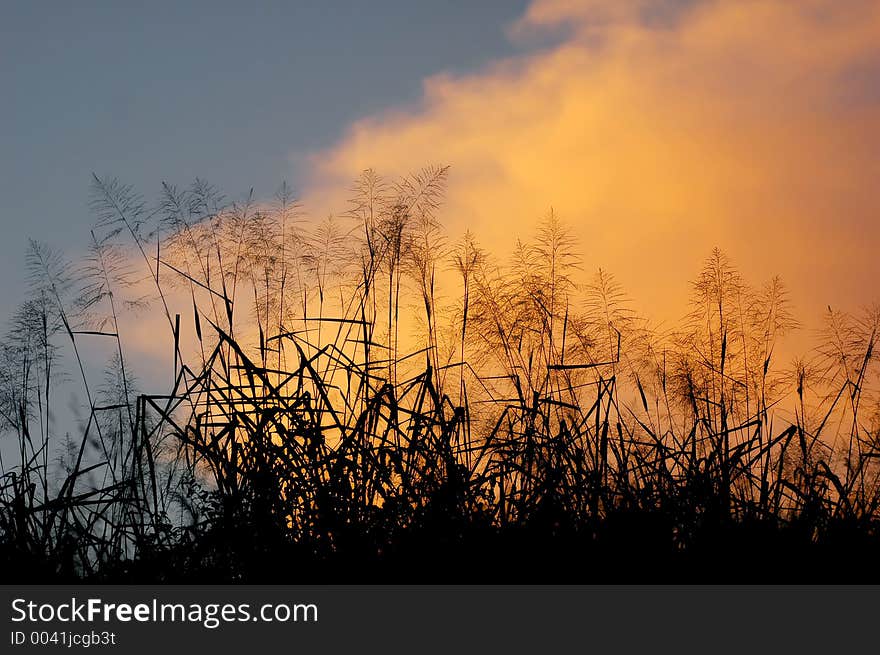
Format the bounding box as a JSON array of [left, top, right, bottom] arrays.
[[0, 1, 528, 319]]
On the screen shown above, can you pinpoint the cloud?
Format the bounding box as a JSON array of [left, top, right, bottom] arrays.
[[301, 0, 880, 326]]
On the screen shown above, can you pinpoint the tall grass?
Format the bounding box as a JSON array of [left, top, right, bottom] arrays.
[[2, 168, 879, 582]]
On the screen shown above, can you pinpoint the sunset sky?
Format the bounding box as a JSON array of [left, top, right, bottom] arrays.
[[3, 0, 879, 335]]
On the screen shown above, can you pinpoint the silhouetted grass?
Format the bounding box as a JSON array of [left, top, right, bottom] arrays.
[[2, 169, 879, 582]]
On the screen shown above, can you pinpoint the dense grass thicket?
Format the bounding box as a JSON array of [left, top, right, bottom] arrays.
[[2, 167, 879, 582]]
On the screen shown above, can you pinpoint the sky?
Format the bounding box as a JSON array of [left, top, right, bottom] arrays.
[[3, 0, 880, 349], [0, 0, 529, 319], [302, 0, 880, 328]]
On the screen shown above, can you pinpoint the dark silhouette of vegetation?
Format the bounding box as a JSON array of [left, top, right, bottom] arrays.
[[2, 168, 880, 582]]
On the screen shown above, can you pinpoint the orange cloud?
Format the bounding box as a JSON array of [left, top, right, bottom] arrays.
[[301, 0, 880, 327]]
